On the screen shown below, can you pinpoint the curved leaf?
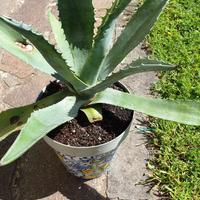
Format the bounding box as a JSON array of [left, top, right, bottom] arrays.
[[0, 17, 87, 91], [0, 96, 86, 166], [57, 0, 95, 76], [0, 90, 68, 142], [81, 105, 103, 123], [0, 17, 56, 77], [80, 0, 131, 84], [82, 59, 175, 96], [90, 88, 200, 126], [48, 10, 88, 77], [48, 10, 74, 69], [98, 0, 169, 81]]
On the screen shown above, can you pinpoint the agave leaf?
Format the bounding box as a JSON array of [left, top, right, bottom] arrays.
[[81, 105, 103, 123], [48, 10, 88, 76], [57, 0, 95, 50], [0, 96, 86, 166], [0, 90, 68, 142], [80, 0, 131, 84], [98, 0, 169, 81], [71, 48, 89, 77], [0, 17, 57, 78], [0, 17, 87, 91], [57, 0, 94, 72], [82, 59, 175, 96], [90, 88, 200, 126], [48, 10, 74, 69]]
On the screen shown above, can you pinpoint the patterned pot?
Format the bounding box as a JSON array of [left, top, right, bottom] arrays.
[[43, 83, 133, 179]]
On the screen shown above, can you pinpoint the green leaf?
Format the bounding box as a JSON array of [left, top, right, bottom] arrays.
[[57, 0, 95, 76], [98, 0, 169, 81], [0, 17, 87, 91], [48, 10, 87, 76], [82, 59, 175, 96], [80, 0, 131, 84], [81, 105, 103, 123], [90, 88, 200, 126], [0, 90, 68, 142], [57, 0, 95, 50], [48, 10, 74, 69], [0, 96, 86, 166], [70, 48, 89, 77], [0, 17, 56, 78]]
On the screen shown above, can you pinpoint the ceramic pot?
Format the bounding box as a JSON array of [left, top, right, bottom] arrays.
[[41, 82, 133, 179]]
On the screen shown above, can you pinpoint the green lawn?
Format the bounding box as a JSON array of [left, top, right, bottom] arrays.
[[147, 0, 200, 199]]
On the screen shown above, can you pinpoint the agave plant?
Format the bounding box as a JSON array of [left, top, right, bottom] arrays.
[[0, 0, 200, 166]]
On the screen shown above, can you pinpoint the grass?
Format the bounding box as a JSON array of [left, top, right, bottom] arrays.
[[147, 0, 200, 199]]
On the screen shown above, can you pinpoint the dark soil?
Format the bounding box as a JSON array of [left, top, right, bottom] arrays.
[[41, 81, 133, 147]]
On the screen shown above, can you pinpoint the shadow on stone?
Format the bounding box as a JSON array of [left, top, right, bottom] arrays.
[[0, 138, 108, 200], [0, 133, 18, 200]]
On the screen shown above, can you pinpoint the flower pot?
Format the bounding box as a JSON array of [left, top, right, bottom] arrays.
[[40, 82, 133, 179]]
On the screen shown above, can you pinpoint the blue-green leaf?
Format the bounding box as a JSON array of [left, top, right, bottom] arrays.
[[0, 17, 56, 77], [0, 16, 87, 91], [57, 0, 95, 50], [0, 90, 68, 142], [80, 0, 131, 84], [98, 0, 169, 81], [0, 96, 86, 166], [48, 10, 74, 69], [48, 10, 88, 76], [82, 59, 175, 96], [90, 88, 200, 126]]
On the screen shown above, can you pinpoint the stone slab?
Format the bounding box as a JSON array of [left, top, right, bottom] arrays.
[[9, 140, 107, 200], [0, 134, 18, 200]]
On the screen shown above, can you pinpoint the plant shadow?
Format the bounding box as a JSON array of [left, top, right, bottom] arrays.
[[0, 137, 109, 200]]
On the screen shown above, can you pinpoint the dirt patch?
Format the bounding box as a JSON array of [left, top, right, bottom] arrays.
[[41, 81, 133, 147]]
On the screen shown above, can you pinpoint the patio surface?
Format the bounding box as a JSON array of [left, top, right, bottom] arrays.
[[0, 1, 157, 199]]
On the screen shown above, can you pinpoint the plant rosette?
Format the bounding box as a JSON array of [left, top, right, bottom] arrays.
[[39, 82, 133, 179], [1, 0, 200, 179]]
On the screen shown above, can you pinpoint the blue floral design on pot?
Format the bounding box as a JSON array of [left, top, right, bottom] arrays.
[[56, 150, 116, 179]]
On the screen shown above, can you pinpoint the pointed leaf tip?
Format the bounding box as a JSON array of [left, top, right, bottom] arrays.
[[0, 96, 86, 165]]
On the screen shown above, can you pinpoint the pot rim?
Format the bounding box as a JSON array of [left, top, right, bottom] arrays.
[[41, 81, 134, 150]]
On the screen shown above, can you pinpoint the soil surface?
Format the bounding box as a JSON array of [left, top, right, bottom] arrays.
[[41, 81, 133, 147]]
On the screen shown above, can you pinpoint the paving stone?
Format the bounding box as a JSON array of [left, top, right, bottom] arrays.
[[0, 49, 3, 61], [0, 102, 10, 112], [107, 129, 154, 200], [0, 134, 18, 200], [93, 0, 113, 10], [0, 77, 10, 112], [107, 69, 156, 200], [0, 78, 8, 97], [38, 192, 67, 200], [0, 71, 22, 88], [93, 0, 113, 32], [8, 0, 50, 33], [122, 72, 158, 97], [0, 0, 24, 16], [3, 73, 50, 107], [9, 140, 107, 200], [86, 175, 107, 198], [1, 53, 35, 79]]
